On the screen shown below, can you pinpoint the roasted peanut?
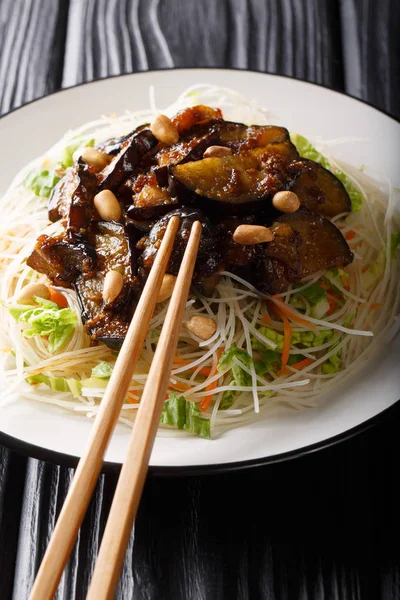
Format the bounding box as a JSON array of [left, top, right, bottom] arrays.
[[54, 165, 66, 178], [272, 190, 300, 213], [94, 190, 121, 221], [150, 114, 179, 145], [186, 315, 217, 341], [102, 270, 124, 303], [203, 145, 232, 158], [233, 224, 274, 245], [157, 274, 177, 303], [81, 147, 110, 171], [15, 282, 50, 305]]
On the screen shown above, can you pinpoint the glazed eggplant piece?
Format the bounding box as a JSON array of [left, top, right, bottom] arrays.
[[97, 123, 150, 156], [219, 122, 290, 151], [26, 234, 97, 285], [126, 173, 179, 221], [137, 207, 221, 286], [291, 159, 351, 218], [75, 221, 139, 348], [99, 129, 158, 190], [258, 209, 354, 294], [218, 216, 259, 267], [48, 159, 97, 234], [156, 125, 220, 167], [97, 132, 132, 156], [171, 105, 222, 135], [170, 141, 301, 213]]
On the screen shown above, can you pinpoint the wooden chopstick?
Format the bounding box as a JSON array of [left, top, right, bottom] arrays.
[[29, 215, 181, 600], [86, 220, 202, 600]]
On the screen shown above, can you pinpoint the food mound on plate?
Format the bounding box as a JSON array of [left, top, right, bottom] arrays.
[[26, 105, 353, 349]]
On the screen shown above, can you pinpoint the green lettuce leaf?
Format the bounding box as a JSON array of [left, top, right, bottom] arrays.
[[80, 377, 109, 389], [5, 301, 78, 353], [218, 345, 253, 409], [24, 170, 60, 198], [219, 392, 235, 410], [322, 350, 342, 374], [184, 401, 211, 438], [343, 313, 355, 328], [290, 132, 363, 211], [363, 232, 400, 290], [160, 393, 210, 438], [292, 329, 334, 348], [324, 267, 347, 293], [252, 327, 334, 354], [297, 283, 326, 304], [91, 361, 113, 379], [260, 349, 280, 371], [218, 345, 252, 386], [27, 373, 82, 397], [252, 328, 285, 352], [391, 232, 400, 258]]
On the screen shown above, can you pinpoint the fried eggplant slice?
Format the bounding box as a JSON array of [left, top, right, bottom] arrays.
[[219, 122, 290, 151], [170, 142, 301, 213], [171, 105, 222, 135], [218, 216, 259, 267], [48, 159, 97, 234], [97, 123, 150, 156], [258, 209, 354, 293], [126, 180, 179, 221], [137, 207, 221, 285], [26, 234, 96, 285], [291, 159, 351, 218], [99, 129, 158, 190], [74, 221, 139, 348], [156, 125, 220, 167]]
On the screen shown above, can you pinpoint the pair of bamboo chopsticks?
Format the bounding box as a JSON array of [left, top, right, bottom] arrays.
[[29, 216, 202, 600]]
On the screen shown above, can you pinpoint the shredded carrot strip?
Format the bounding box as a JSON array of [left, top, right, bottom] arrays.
[[326, 296, 337, 316], [200, 347, 224, 412], [127, 392, 139, 403], [345, 230, 357, 241], [262, 311, 271, 325], [270, 295, 317, 331], [173, 355, 212, 376], [370, 303, 383, 310], [290, 357, 313, 370], [49, 288, 68, 308], [170, 380, 191, 392], [340, 274, 350, 291]]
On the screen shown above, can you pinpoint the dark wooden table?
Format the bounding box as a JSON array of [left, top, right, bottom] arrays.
[[1, 1, 399, 598]]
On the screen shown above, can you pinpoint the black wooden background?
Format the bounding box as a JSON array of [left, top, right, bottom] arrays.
[[0, 1, 399, 599]]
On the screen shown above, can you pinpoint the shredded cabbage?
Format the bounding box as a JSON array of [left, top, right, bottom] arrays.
[[161, 393, 211, 438], [4, 297, 78, 354], [23, 170, 60, 198]]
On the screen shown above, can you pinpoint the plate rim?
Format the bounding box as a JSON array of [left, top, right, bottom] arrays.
[[1, 400, 399, 475], [0, 67, 399, 475]]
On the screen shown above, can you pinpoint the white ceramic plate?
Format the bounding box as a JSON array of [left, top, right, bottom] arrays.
[[0, 69, 399, 473]]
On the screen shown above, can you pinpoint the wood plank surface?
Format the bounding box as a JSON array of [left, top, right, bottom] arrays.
[[0, 0, 399, 598]]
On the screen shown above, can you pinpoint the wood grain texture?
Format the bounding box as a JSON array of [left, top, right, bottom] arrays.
[[0, 0, 68, 115], [62, 0, 343, 88], [340, 0, 400, 117], [0, 0, 399, 598]]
